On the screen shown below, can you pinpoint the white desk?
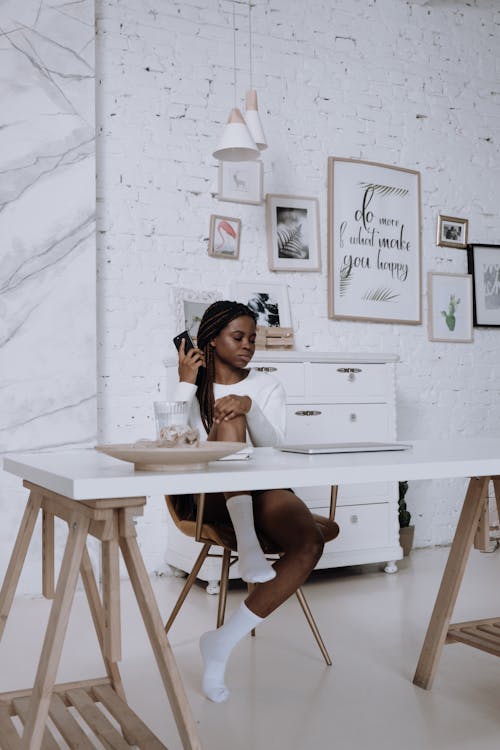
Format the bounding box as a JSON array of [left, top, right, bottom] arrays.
[[2, 440, 500, 748], [5, 439, 500, 497]]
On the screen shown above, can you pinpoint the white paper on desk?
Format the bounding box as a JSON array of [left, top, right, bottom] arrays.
[[218, 446, 254, 461]]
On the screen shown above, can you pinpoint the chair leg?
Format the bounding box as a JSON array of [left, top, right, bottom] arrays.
[[216, 548, 232, 628], [165, 542, 211, 633], [295, 587, 332, 666]]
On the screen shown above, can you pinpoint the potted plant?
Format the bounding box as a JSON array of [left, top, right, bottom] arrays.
[[399, 480, 414, 556]]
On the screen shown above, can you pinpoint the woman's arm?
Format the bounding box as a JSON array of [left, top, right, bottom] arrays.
[[245, 381, 286, 447], [172, 340, 206, 434]]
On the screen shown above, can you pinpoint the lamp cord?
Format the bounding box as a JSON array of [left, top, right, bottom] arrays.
[[248, 0, 253, 91], [233, 2, 237, 109]]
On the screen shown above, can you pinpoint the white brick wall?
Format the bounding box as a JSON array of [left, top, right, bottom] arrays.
[[95, 0, 500, 573]]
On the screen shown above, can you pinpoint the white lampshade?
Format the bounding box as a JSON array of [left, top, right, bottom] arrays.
[[213, 108, 260, 162], [244, 90, 267, 151]]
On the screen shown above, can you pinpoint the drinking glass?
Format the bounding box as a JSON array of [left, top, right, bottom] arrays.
[[153, 401, 198, 445]]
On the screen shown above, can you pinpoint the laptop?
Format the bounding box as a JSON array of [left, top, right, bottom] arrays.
[[278, 442, 412, 455]]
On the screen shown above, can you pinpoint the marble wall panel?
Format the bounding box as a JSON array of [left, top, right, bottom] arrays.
[[0, 0, 96, 593]]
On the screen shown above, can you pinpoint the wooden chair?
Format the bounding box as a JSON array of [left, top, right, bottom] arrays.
[[164, 488, 340, 665]]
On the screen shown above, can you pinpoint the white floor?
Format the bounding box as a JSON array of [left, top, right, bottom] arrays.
[[1, 546, 500, 750]]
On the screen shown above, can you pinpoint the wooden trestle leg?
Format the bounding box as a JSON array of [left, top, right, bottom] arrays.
[[21, 510, 91, 749], [119, 508, 202, 750], [413, 476, 490, 690], [0, 491, 42, 641]]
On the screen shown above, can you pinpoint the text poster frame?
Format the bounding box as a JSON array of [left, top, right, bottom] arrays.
[[328, 157, 421, 324]]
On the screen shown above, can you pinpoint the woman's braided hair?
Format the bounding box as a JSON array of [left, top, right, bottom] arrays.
[[195, 300, 257, 433]]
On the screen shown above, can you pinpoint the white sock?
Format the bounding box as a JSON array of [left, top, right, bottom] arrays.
[[200, 602, 264, 702], [226, 494, 276, 583]]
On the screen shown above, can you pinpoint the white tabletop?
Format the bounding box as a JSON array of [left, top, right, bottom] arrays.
[[3, 439, 500, 501]]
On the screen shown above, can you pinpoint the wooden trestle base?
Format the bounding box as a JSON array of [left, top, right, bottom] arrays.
[[413, 475, 500, 691], [0, 679, 167, 750], [0, 482, 202, 750]]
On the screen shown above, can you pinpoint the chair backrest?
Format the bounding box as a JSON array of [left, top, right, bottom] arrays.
[[164, 494, 238, 549]]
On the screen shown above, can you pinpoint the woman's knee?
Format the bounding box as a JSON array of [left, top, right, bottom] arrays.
[[212, 413, 247, 441], [291, 526, 325, 568]]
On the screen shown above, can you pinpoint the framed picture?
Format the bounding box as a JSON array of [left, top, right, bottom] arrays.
[[208, 215, 241, 259], [217, 160, 263, 205], [233, 281, 291, 327], [428, 272, 473, 343], [467, 243, 500, 327], [175, 287, 222, 340], [327, 156, 421, 324], [266, 194, 321, 272], [437, 215, 469, 248]]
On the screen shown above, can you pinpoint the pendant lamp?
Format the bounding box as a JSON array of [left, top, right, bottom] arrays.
[[244, 2, 267, 150], [213, 2, 259, 162]]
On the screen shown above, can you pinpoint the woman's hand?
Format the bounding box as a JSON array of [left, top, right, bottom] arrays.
[[178, 339, 205, 384], [214, 394, 252, 423]]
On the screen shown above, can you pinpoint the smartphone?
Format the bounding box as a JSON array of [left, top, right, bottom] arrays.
[[173, 330, 195, 353]]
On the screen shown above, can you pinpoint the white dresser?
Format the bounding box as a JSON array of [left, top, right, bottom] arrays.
[[164, 351, 402, 591]]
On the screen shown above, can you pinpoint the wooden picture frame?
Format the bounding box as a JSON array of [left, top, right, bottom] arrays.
[[217, 160, 263, 205], [175, 287, 222, 341], [233, 280, 292, 327], [436, 215, 469, 249], [327, 156, 422, 324], [428, 272, 473, 343], [467, 243, 500, 327], [266, 194, 321, 272], [208, 215, 241, 259]]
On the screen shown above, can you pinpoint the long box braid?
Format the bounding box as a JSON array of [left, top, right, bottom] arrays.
[[195, 301, 257, 434]]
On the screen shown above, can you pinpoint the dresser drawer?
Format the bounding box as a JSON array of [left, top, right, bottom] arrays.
[[285, 403, 392, 442], [333, 503, 390, 551], [251, 363, 304, 397], [295, 482, 392, 507], [309, 363, 390, 398]]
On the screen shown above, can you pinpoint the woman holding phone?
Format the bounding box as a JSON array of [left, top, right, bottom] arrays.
[[173, 300, 339, 703]]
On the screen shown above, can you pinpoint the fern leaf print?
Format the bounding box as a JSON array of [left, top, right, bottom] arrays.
[[358, 182, 409, 198], [363, 288, 399, 302]]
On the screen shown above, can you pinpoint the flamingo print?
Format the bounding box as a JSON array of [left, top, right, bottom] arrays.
[[216, 220, 237, 253]]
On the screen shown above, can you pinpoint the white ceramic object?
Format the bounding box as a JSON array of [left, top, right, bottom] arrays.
[[244, 90, 267, 150], [95, 441, 246, 472], [213, 108, 260, 162]]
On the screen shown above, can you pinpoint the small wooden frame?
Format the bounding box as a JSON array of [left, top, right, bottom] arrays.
[[208, 214, 241, 259], [436, 214, 469, 249]]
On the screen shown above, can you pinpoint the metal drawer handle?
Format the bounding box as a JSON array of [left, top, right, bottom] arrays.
[[350, 514, 359, 524], [295, 410, 322, 416], [253, 366, 277, 372], [349, 413, 357, 422], [337, 368, 362, 373]]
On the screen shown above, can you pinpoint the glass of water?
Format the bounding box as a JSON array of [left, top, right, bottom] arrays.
[[153, 401, 198, 445]]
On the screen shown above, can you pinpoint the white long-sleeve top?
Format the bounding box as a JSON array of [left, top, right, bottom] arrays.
[[174, 369, 286, 447]]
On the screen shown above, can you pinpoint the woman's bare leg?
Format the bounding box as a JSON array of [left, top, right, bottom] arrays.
[[199, 487, 332, 702], [245, 489, 328, 617]]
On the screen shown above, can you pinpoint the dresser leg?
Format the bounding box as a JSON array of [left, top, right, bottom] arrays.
[[384, 560, 398, 573]]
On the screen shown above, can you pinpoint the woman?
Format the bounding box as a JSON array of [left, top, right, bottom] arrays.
[[174, 300, 339, 703]]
